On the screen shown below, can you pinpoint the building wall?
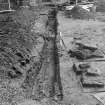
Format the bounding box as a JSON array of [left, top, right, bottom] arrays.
[[0, 0, 10, 11], [52, 0, 70, 4], [29, 0, 70, 6], [30, 0, 41, 6]]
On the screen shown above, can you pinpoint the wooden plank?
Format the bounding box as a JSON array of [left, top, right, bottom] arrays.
[[8, 0, 11, 10], [0, 9, 15, 13]]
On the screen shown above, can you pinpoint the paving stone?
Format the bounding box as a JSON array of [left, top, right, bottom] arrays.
[[73, 63, 90, 74]]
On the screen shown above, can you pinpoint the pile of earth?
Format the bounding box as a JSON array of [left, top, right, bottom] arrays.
[[65, 5, 94, 20]]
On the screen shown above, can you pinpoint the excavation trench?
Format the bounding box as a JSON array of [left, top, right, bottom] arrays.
[[35, 9, 63, 100], [23, 9, 63, 101]]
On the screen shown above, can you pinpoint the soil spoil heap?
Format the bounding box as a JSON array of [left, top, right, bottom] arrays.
[[70, 5, 94, 20]]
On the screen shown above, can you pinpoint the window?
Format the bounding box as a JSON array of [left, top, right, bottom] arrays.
[[0, 0, 10, 11]]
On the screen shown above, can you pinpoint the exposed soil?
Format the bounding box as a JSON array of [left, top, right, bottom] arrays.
[[58, 11, 105, 105]]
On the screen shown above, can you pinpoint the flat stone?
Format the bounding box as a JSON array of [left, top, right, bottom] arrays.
[[86, 67, 101, 76], [75, 42, 98, 51], [73, 63, 90, 74], [69, 41, 104, 60], [69, 48, 104, 60], [81, 74, 104, 88]]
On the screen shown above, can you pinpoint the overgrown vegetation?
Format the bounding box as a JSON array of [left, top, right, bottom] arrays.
[[0, 8, 39, 75], [0, 7, 42, 104]]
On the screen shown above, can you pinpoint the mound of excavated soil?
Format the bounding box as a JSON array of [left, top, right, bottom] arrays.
[[70, 5, 94, 19]]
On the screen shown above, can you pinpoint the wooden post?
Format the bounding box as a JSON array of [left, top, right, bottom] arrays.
[[76, 0, 78, 5], [8, 0, 11, 10]]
